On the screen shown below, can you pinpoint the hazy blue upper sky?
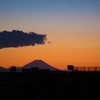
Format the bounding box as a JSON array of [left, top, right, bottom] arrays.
[[0, 0, 100, 13], [0, 0, 100, 32], [0, 0, 100, 18]]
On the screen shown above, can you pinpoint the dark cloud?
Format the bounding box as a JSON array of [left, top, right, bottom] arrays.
[[0, 30, 47, 49], [48, 41, 51, 44]]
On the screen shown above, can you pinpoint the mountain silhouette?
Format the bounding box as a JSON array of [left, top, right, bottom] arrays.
[[22, 60, 59, 71], [0, 66, 10, 72]]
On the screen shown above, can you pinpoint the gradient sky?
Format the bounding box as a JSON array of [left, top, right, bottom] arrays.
[[0, 0, 100, 70]]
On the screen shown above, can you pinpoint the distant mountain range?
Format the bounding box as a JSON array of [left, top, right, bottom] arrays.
[[23, 60, 59, 71], [0, 60, 60, 72], [0, 66, 10, 72]]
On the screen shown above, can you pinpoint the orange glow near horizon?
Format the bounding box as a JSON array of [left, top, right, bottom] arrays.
[[0, 37, 100, 70], [0, 29, 100, 70]]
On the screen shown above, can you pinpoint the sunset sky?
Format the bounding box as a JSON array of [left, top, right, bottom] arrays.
[[0, 0, 100, 70]]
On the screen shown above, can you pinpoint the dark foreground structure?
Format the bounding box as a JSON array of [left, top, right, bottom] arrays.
[[0, 70, 100, 100]]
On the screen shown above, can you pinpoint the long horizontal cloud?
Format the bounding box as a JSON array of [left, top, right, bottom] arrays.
[[0, 30, 47, 49]]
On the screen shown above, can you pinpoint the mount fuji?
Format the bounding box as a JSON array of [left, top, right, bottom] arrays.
[[22, 60, 59, 71]]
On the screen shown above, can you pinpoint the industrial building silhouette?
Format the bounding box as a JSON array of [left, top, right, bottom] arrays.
[[0, 65, 100, 99]]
